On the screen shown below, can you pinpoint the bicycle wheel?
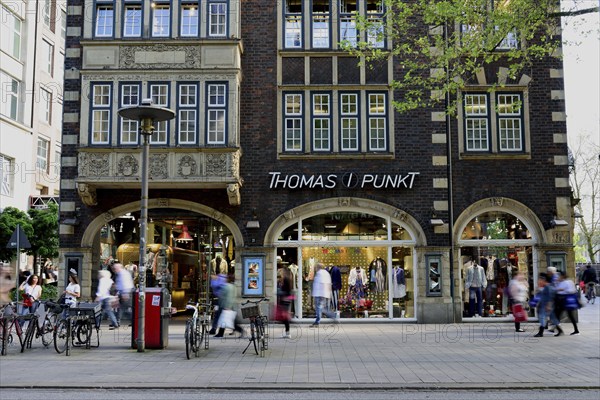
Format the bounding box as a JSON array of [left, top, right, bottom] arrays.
[[54, 319, 69, 354], [194, 319, 201, 357], [41, 313, 57, 347], [255, 319, 265, 357], [185, 319, 192, 360], [262, 316, 269, 350], [77, 320, 93, 348], [250, 321, 259, 356]]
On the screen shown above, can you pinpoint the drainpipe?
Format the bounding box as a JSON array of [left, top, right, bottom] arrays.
[[30, 1, 40, 129]]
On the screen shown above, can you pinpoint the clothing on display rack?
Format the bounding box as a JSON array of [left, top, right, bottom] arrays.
[[369, 257, 387, 293], [392, 266, 406, 298]]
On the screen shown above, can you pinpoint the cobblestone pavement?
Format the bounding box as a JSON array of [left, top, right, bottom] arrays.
[[1, 301, 598, 390]]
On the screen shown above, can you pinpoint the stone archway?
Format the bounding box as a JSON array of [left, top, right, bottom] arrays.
[[264, 197, 427, 246]]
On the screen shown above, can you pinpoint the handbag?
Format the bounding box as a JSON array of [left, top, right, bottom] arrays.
[[217, 309, 236, 329], [22, 293, 33, 308], [512, 303, 527, 322], [564, 293, 581, 310], [274, 304, 290, 321]]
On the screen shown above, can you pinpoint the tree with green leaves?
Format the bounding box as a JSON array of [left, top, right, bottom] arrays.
[[0, 207, 34, 262], [343, 0, 599, 114], [570, 135, 600, 263], [27, 202, 59, 266]]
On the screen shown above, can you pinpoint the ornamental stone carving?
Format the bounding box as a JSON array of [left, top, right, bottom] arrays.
[[490, 197, 504, 207], [178, 155, 197, 178], [206, 154, 227, 176], [119, 44, 201, 69], [227, 183, 241, 206], [283, 210, 296, 221], [103, 211, 114, 222], [157, 198, 170, 207], [117, 155, 139, 177], [230, 152, 241, 179], [79, 153, 109, 177], [149, 154, 168, 179], [77, 183, 97, 206], [393, 209, 408, 221], [338, 198, 352, 207]]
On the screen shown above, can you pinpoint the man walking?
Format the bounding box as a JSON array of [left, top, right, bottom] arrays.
[[113, 262, 134, 326], [311, 263, 338, 327]]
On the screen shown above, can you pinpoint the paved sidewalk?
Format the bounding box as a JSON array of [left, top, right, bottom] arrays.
[[1, 303, 599, 390]]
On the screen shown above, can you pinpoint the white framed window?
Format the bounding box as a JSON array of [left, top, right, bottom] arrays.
[[95, 2, 114, 37], [178, 84, 197, 144], [0, 72, 20, 121], [1, 5, 22, 59], [43, 0, 51, 27], [312, 93, 331, 151], [340, 0, 357, 46], [497, 30, 519, 50], [152, 3, 171, 37], [120, 84, 140, 145], [284, 0, 302, 48], [366, 0, 384, 48], [497, 93, 523, 151], [206, 84, 227, 144], [150, 84, 169, 144], [41, 88, 52, 124], [123, 3, 142, 37], [60, 9, 67, 41], [340, 92, 359, 151], [367, 92, 386, 151], [208, 1, 227, 37], [181, 2, 199, 37], [42, 40, 54, 76], [464, 93, 490, 151], [37, 138, 50, 172], [91, 84, 111, 144], [284, 93, 303, 151], [0, 155, 13, 196], [312, 0, 330, 48]]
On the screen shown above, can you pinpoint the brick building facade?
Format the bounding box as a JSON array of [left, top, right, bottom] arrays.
[[59, 0, 574, 323]]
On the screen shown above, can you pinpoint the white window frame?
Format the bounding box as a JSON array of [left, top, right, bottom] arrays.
[[284, 0, 302, 48], [312, 0, 330, 48], [42, 39, 54, 76], [123, 3, 142, 37], [150, 84, 169, 144], [41, 88, 52, 125], [152, 3, 171, 37], [0, 72, 20, 121], [60, 9, 67, 41], [366, 0, 385, 48], [37, 137, 50, 172], [367, 92, 386, 151], [464, 93, 490, 152], [1, 5, 22, 59], [181, 2, 199, 37], [91, 84, 111, 145], [497, 93, 523, 151], [0, 155, 13, 196], [284, 93, 303, 152], [206, 84, 227, 144], [312, 93, 331, 151], [95, 2, 114, 37], [43, 0, 51, 27], [340, 92, 359, 151], [120, 84, 140, 145], [208, 1, 227, 37], [178, 84, 198, 145]]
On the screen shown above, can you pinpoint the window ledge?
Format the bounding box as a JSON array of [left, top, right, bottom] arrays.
[[459, 152, 531, 160], [278, 152, 394, 160]]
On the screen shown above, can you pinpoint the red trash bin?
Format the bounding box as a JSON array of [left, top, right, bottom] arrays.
[[132, 287, 170, 349]]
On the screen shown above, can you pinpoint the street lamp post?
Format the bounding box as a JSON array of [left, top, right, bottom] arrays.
[[118, 99, 175, 352]]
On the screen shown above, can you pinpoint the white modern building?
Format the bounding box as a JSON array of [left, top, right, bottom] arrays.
[[0, 0, 65, 215]]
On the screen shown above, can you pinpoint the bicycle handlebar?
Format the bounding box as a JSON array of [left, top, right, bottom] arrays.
[[241, 297, 269, 306]]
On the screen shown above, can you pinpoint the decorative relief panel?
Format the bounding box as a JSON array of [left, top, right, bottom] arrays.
[[552, 232, 570, 244], [206, 154, 228, 176], [149, 154, 168, 179], [117, 155, 139, 177], [78, 153, 109, 177], [119, 44, 201, 69], [178, 155, 197, 179]]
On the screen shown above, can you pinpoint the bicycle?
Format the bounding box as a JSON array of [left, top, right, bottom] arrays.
[[0, 302, 25, 355], [586, 282, 596, 304], [185, 301, 211, 359], [54, 302, 101, 356], [240, 297, 269, 357]]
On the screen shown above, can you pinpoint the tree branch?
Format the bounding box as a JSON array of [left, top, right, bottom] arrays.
[[549, 7, 600, 18]]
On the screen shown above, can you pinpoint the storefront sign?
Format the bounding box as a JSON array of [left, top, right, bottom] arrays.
[[268, 171, 419, 190]]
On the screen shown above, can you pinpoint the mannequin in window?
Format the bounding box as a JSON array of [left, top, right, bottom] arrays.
[[369, 257, 387, 293], [465, 260, 487, 317], [329, 265, 341, 311]]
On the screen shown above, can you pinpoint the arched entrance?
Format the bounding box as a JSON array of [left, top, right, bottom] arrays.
[[265, 198, 426, 320], [454, 198, 546, 319], [69, 199, 243, 308]]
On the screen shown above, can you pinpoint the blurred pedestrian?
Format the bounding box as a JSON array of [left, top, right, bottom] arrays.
[[554, 271, 580, 335], [95, 270, 119, 330], [214, 274, 243, 338], [534, 272, 562, 337], [580, 264, 598, 303], [208, 271, 227, 335], [311, 263, 338, 327], [112, 262, 134, 326], [277, 267, 293, 338], [509, 271, 528, 332]]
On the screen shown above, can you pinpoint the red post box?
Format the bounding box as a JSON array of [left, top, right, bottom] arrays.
[[132, 287, 170, 349]]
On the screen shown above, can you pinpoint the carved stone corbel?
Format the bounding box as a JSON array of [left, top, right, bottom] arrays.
[[77, 183, 97, 206], [227, 183, 241, 206]]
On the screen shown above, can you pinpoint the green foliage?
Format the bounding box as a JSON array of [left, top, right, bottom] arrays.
[[0, 207, 34, 262], [341, 0, 597, 115], [28, 202, 59, 260], [9, 285, 59, 302]]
